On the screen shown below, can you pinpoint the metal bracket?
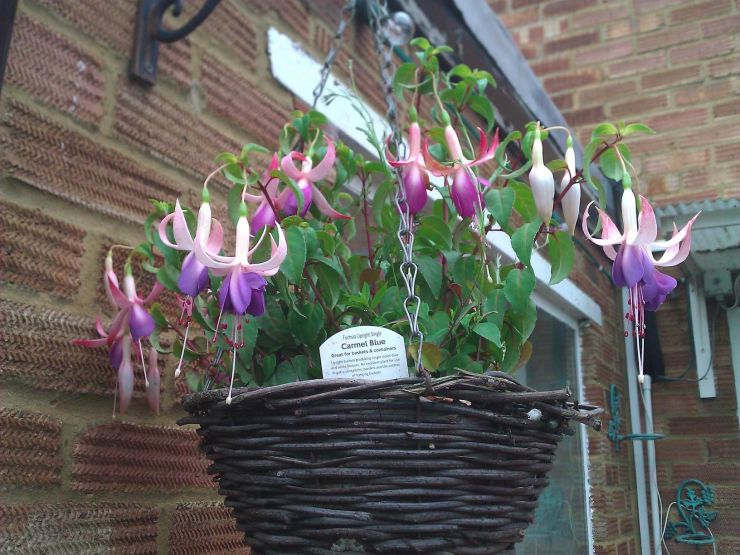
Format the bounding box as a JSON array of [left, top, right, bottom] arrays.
[[664, 479, 717, 546], [129, 0, 221, 85], [607, 384, 663, 450]]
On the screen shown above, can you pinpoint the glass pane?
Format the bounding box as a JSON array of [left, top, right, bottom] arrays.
[[514, 309, 589, 554]]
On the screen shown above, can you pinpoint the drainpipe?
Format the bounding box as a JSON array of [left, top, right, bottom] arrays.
[[622, 289, 651, 555], [642, 375, 661, 554]]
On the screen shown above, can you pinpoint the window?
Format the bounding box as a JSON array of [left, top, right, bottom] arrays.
[[514, 308, 592, 554]]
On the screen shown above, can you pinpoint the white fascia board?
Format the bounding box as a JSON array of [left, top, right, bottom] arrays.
[[269, 26, 602, 326]]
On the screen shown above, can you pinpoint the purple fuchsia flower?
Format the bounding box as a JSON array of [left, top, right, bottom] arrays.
[[385, 118, 430, 214], [73, 253, 162, 414], [529, 123, 555, 225], [422, 120, 499, 218], [248, 140, 349, 230], [193, 197, 287, 404], [583, 186, 699, 382], [158, 168, 226, 377]]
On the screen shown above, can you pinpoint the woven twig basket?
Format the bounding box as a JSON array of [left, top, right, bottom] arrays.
[[179, 371, 602, 555]]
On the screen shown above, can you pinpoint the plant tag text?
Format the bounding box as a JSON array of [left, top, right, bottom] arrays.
[[320, 326, 408, 381]]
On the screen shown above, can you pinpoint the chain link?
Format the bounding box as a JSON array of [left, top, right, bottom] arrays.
[[312, 0, 357, 108], [368, 0, 426, 378]]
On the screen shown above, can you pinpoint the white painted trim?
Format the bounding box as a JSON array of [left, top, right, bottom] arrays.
[[575, 327, 595, 555], [687, 281, 717, 398], [727, 307, 740, 427]]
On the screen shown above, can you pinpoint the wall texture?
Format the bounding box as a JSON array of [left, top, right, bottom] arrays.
[[494, 0, 740, 553], [1, 0, 733, 554]]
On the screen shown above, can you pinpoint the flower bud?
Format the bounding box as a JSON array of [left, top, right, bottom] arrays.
[[560, 137, 580, 235], [529, 125, 554, 225]]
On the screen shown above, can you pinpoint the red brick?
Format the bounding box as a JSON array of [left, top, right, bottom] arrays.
[[669, 36, 734, 64], [646, 108, 708, 133], [511, 0, 542, 9], [641, 65, 702, 90], [701, 13, 740, 37], [637, 24, 701, 52], [113, 81, 240, 181], [714, 99, 740, 118], [0, 503, 158, 553], [72, 421, 212, 492], [193, 0, 259, 73], [170, 503, 249, 554], [714, 142, 740, 164], [0, 199, 86, 299], [0, 408, 63, 488], [669, 0, 732, 25], [543, 0, 597, 16], [552, 92, 574, 111], [578, 39, 633, 65], [0, 100, 182, 223], [642, 148, 710, 174], [669, 416, 739, 436], [201, 55, 290, 150], [655, 438, 706, 462], [530, 57, 571, 75], [673, 80, 733, 106], [608, 52, 665, 77], [546, 31, 600, 53], [578, 79, 638, 106], [671, 464, 739, 484], [499, 8, 540, 28], [610, 94, 668, 118], [529, 25, 544, 42], [606, 19, 634, 39], [563, 105, 605, 126], [709, 54, 740, 77], [572, 6, 626, 27], [706, 438, 740, 460], [636, 12, 665, 34], [634, 0, 688, 15], [543, 69, 602, 93], [5, 15, 105, 125]]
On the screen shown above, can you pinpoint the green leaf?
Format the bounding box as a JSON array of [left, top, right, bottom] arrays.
[[416, 255, 443, 297], [483, 288, 507, 328], [548, 231, 576, 285], [473, 322, 502, 346], [393, 62, 418, 97], [622, 123, 655, 136], [510, 221, 540, 266], [281, 226, 306, 284], [288, 303, 324, 345], [468, 95, 495, 132], [591, 122, 618, 140], [313, 263, 340, 308], [156, 262, 180, 292], [417, 216, 452, 250], [448, 63, 472, 79], [185, 371, 202, 392], [599, 144, 631, 180], [149, 303, 169, 329], [509, 181, 538, 223], [494, 130, 521, 167], [503, 268, 536, 308], [508, 299, 537, 341], [410, 37, 431, 50]]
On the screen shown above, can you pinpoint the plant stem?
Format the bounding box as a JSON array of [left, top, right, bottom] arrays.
[[304, 269, 340, 332], [257, 177, 282, 224]]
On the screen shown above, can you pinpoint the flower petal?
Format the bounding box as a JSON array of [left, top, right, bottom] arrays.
[[146, 348, 160, 415], [633, 195, 658, 245], [245, 222, 287, 275], [118, 338, 134, 414], [178, 252, 209, 296], [651, 212, 700, 250], [311, 184, 351, 220], [422, 138, 453, 176], [107, 275, 131, 309], [612, 244, 645, 288], [450, 169, 482, 218], [280, 152, 305, 181], [581, 202, 626, 246], [129, 303, 155, 340], [306, 138, 336, 182], [251, 200, 278, 231], [229, 270, 251, 315], [402, 163, 429, 214]]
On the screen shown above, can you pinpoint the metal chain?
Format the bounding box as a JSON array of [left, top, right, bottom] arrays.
[[312, 0, 357, 108], [368, 0, 426, 378]]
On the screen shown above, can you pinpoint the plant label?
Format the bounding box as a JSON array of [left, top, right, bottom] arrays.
[[319, 326, 409, 381]]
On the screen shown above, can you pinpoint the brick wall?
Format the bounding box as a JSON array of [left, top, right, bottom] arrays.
[[495, 0, 740, 553]]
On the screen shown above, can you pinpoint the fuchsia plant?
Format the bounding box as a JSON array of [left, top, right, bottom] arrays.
[[73, 38, 698, 413]]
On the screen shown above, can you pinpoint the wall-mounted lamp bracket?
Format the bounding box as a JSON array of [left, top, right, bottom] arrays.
[[607, 384, 663, 451], [129, 0, 221, 85]]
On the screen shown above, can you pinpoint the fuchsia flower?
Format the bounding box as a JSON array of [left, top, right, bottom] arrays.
[[423, 123, 499, 218], [583, 187, 699, 381], [529, 124, 555, 225], [73, 252, 162, 414], [249, 140, 349, 229], [192, 194, 287, 404], [386, 121, 430, 214], [559, 136, 580, 235]]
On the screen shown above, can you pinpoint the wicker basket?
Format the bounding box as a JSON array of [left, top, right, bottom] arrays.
[[179, 371, 602, 555]]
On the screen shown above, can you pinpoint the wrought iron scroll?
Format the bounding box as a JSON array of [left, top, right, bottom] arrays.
[[607, 384, 663, 450], [664, 479, 717, 547], [130, 0, 222, 85]]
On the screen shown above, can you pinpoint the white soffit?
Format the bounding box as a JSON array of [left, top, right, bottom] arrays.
[[268, 27, 602, 326]]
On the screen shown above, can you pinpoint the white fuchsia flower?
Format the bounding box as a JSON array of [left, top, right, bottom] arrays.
[[529, 124, 555, 225], [559, 136, 580, 235]]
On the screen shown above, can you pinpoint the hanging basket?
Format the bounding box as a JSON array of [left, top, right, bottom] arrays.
[[179, 371, 602, 554]]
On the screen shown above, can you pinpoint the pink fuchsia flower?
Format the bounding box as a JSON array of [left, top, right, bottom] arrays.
[[582, 187, 699, 382], [386, 120, 430, 214], [248, 139, 349, 230], [423, 122, 499, 218], [559, 136, 580, 235], [529, 124, 555, 225], [193, 199, 287, 404]]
